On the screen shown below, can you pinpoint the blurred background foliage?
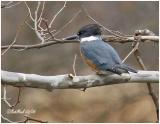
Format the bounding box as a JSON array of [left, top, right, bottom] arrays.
[[1, 1, 159, 122]]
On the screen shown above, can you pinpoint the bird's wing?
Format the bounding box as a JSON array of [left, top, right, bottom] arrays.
[[80, 41, 122, 70]]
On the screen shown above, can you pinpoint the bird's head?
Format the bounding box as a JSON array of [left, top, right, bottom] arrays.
[[64, 24, 102, 41], [77, 24, 102, 39]]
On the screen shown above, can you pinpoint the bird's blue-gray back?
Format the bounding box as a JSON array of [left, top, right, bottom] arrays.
[[80, 40, 122, 71]]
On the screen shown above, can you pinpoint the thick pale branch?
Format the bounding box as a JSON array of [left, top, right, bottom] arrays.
[[1, 70, 159, 91], [1, 35, 159, 50]]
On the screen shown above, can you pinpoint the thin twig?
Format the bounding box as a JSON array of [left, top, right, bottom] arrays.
[[38, 1, 45, 23], [10, 87, 21, 108], [2, 14, 30, 55], [122, 42, 139, 63], [3, 85, 12, 108], [1, 1, 22, 9], [1, 115, 14, 123], [2, 85, 22, 108], [1, 31, 20, 55], [49, 1, 67, 28], [1, 114, 48, 123], [22, 115, 48, 123], [146, 83, 159, 122], [24, 2, 34, 21], [38, 17, 45, 32], [3, 1, 13, 6], [1, 1, 13, 8], [25, 21, 34, 30], [1, 39, 75, 50], [45, 10, 81, 41], [42, 30, 56, 36], [134, 50, 147, 70], [110, 30, 128, 37], [43, 19, 55, 40], [82, 6, 126, 38], [73, 54, 77, 76], [34, 2, 45, 43], [25, 21, 45, 32], [53, 10, 82, 37], [25, 2, 47, 43]]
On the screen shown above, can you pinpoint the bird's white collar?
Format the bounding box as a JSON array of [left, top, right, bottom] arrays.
[[80, 36, 101, 43]]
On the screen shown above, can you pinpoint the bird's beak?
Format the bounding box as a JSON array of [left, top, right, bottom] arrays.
[[63, 35, 79, 40]]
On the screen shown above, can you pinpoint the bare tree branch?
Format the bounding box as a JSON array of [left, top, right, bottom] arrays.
[[1, 35, 158, 50], [1, 70, 159, 91], [49, 1, 67, 28]]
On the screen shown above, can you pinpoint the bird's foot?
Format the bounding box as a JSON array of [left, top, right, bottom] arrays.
[[96, 71, 112, 76]]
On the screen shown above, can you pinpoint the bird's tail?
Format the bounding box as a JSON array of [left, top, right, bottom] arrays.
[[119, 64, 137, 73], [107, 64, 137, 75]]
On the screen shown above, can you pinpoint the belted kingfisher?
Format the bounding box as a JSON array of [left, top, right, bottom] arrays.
[[65, 24, 137, 75]]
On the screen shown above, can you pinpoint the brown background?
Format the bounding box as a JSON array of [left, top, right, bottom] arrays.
[[1, 1, 159, 123]]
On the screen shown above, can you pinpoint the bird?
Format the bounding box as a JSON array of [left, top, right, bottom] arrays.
[[64, 24, 137, 75]]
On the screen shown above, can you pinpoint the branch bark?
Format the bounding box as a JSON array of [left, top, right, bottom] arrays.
[[1, 70, 159, 91]]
